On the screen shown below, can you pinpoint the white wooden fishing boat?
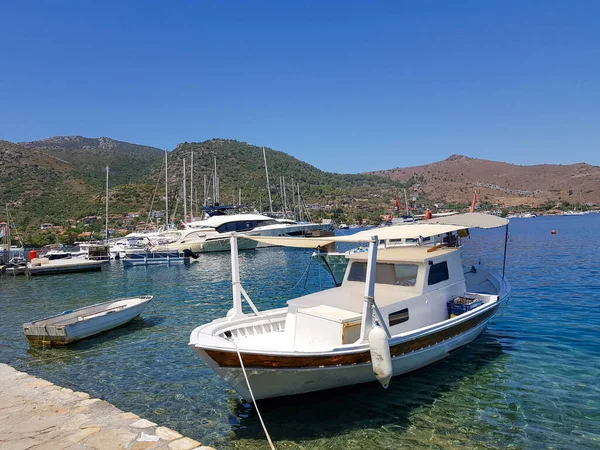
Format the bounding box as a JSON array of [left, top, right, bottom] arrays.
[[23, 296, 153, 345], [189, 213, 511, 401]]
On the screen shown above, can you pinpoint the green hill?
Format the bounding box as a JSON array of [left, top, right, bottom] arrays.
[[1, 138, 406, 240], [20, 136, 164, 187], [166, 139, 404, 215]]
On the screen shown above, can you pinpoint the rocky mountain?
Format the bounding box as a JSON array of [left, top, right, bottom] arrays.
[[368, 155, 600, 208], [20, 136, 164, 186]]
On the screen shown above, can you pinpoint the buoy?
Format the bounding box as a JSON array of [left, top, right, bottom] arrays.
[[551, 230, 557, 235], [29, 250, 37, 261], [368, 326, 392, 388]]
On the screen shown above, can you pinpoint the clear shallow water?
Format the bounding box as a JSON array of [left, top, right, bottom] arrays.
[[1, 217, 599, 449]]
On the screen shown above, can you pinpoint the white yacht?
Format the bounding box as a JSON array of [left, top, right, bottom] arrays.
[[152, 212, 333, 253], [189, 213, 511, 400]]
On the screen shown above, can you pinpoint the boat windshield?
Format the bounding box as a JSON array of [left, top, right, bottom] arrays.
[[347, 262, 418, 286]]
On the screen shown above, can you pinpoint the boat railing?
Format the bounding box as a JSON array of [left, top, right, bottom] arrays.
[[217, 314, 287, 341]]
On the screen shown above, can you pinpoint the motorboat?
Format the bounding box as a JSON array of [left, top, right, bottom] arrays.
[[563, 210, 584, 216], [27, 257, 104, 276], [506, 213, 537, 219], [189, 213, 511, 401], [22, 296, 152, 345], [154, 212, 332, 253], [3, 257, 27, 275]]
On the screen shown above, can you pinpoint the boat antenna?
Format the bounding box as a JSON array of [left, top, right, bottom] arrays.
[[263, 147, 273, 214]]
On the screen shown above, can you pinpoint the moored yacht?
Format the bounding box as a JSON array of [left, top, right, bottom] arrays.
[[153, 212, 333, 253], [189, 213, 511, 401]]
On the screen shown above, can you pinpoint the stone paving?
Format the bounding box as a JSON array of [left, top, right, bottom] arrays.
[[0, 364, 216, 450]]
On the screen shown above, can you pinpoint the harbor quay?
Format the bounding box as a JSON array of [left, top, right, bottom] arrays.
[[0, 364, 216, 450]]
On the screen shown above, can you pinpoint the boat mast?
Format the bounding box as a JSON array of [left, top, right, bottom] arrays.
[[279, 176, 285, 214], [213, 156, 218, 204], [263, 147, 273, 214], [183, 158, 187, 223], [297, 183, 302, 221], [403, 189, 409, 214], [105, 166, 109, 241], [5, 203, 10, 259], [190, 151, 194, 220], [165, 150, 169, 229], [282, 176, 288, 216]]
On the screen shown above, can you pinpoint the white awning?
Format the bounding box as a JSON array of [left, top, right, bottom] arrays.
[[241, 213, 508, 249], [422, 212, 509, 229], [243, 223, 465, 248]]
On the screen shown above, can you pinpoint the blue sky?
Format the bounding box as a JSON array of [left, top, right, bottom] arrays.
[[1, 1, 599, 173]]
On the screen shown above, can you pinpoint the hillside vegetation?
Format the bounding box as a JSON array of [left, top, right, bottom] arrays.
[[368, 154, 600, 208], [20, 136, 164, 187], [0, 138, 406, 235], [2, 136, 599, 243]]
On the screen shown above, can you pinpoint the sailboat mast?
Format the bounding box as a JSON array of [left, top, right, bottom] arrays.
[[190, 151, 194, 220], [279, 176, 284, 214], [403, 189, 409, 213], [183, 158, 187, 223], [297, 183, 302, 221], [203, 174, 207, 207], [291, 177, 296, 219], [263, 147, 273, 214], [213, 156, 217, 204], [283, 176, 288, 216], [105, 166, 109, 241], [5, 204, 10, 258], [165, 150, 169, 228]]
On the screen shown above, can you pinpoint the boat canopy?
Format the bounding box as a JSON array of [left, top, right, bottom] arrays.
[[242, 213, 508, 248], [423, 212, 509, 229]]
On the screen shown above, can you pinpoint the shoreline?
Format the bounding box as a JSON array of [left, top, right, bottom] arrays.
[[0, 363, 215, 450]]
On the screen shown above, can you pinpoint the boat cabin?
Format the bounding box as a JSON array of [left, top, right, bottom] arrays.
[[283, 246, 468, 348]]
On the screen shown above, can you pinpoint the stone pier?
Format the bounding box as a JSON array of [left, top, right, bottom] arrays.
[[0, 364, 215, 450]]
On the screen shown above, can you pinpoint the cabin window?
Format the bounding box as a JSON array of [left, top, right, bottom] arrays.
[[389, 308, 409, 326], [347, 262, 418, 286], [427, 261, 449, 285]]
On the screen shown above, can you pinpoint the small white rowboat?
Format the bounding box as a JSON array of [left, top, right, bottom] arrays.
[[23, 296, 153, 345]]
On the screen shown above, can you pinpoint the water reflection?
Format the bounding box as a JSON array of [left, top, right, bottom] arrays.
[[225, 334, 508, 448]]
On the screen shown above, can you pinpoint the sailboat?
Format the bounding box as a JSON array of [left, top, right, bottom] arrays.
[[1, 205, 25, 271]]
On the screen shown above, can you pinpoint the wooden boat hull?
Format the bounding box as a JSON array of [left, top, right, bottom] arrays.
[[23, 296, 152, 346], [191, 301, 503, 400]]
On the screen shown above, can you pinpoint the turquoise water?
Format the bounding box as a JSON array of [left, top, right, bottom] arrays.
[[1, 216, 599, 449]]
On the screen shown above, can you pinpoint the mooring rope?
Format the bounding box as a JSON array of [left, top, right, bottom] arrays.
[[232, 341, 276, 450]]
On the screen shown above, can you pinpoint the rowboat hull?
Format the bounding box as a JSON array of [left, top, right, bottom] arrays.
[[23, 296, 152, 345]]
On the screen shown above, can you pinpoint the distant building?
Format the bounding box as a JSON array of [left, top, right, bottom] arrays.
[[40, 223, 54, 230]]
